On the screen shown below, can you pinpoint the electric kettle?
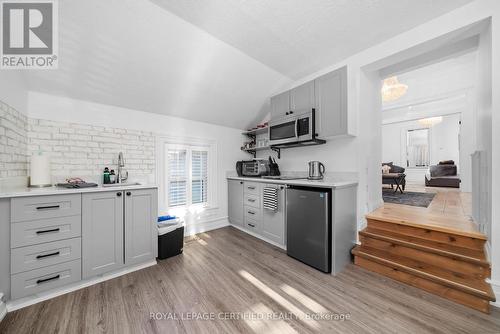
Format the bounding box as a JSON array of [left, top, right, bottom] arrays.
[[308, 161, 325, 180]]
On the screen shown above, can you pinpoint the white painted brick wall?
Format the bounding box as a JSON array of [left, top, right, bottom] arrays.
[[27, 119, 156, 183], [0, 101, 28, 178]]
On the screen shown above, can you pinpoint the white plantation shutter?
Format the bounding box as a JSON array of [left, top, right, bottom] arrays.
[[168, 149, 187, 207], [166, 145, 210, 208], [191, 150, 208, 204]]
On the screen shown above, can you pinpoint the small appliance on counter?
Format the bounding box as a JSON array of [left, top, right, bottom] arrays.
[[236, 159, 270, 177], [29, 152, 52, 187], [308, 161, 325, 180]]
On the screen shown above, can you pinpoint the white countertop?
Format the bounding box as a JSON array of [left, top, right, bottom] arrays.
[[0, 183, 158, 199], [227, 176, 357, 189]]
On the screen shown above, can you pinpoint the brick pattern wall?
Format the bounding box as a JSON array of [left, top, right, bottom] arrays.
[[27, 119, 156, 183], [0, 101, 28, 178]]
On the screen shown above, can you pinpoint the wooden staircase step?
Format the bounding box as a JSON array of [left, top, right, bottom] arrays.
[[354, 254, 491, 313], [366, 205, 486, 240], [352, 245, 495, 302], [360, 229, 489, 269], [363, 227, 487, 262], [367, 218, 486, 251]]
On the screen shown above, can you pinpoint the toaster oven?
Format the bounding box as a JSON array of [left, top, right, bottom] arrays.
[[236, 160, 270, 177]]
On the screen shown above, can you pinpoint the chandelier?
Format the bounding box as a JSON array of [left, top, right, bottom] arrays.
[[418, 116, 443, 127], [381, 76, 408, 102]]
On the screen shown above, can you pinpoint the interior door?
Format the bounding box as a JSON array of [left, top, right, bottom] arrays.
[[82, 191, 124, 278]]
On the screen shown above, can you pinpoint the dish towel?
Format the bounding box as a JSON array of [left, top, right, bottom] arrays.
[[263, 187, 278, 211]]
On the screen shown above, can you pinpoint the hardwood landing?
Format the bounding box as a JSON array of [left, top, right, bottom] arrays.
[[354, 204, 495, 313], [1, 227, 500, 334]]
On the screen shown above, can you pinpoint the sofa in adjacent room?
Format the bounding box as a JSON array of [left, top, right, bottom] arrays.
[[425, 160, 461, 188]]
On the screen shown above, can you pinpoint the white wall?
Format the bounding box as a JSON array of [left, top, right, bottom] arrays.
[[263, 0, 500, 301], [27, 92, 247, 235], [382, 114, 461, 185]]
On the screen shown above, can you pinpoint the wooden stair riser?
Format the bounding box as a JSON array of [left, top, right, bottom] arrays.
[[367, 219, 485, 251], [353, 246, 494, 300], [354, 256, 490, 313], [359, 235, 491, 280], [363, 228, 486, 262]]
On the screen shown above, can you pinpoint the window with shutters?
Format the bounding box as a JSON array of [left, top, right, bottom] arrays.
[[166, 144, 210, 208]]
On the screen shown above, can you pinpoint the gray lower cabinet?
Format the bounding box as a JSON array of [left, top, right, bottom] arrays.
[[228, 180, 285, 248], [124, 189, 158, 265], [228, 180, 244, 227], [262, 184, 286, 246], [82, 191, 124, 278]]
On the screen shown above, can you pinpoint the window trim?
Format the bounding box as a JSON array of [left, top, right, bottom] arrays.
[[156, 135, 218, 215]]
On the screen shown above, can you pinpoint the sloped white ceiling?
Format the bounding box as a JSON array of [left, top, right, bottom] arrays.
[[152, 0, 474, 79], [22, 0, 474, 130], [22, 0, 291, 129]]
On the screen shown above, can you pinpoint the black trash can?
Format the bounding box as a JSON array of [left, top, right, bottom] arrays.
[[157, 224, 184, 260]]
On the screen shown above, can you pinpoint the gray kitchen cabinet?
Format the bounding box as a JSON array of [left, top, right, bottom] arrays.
[[262, 184, 286, 246], [82, 191, 124, 278], [270, 90, 290, 120], [228, 180, 244, 227], [290, 81, 315, 113], [314, 66, 348, 138], [124, 189, 158, 265]]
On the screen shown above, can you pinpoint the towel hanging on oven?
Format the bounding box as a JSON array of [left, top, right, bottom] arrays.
[[263, 187, 278, 211]]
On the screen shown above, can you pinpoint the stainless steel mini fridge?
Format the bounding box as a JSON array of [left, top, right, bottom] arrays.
[[286, 186, 331, 273]]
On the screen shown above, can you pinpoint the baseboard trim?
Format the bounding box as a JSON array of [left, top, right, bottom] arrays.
[[230, 224, 286, 250], [7, 260, 157, 312], [184, 217, 230, 237], [0, 294, 6, 323], [489, 279, 500, 308]]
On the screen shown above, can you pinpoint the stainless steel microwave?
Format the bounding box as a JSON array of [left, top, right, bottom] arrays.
[[268, 110, 313, 146]]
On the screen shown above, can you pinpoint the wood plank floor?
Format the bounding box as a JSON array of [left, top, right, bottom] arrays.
[[1, 227, 499, 334], [402, 183, 472, 217]]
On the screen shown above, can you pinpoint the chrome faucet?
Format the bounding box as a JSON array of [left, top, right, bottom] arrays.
[[117, 152, 128, 183]]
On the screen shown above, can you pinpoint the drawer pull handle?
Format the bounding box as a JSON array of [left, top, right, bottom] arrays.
[[247, 211, 255, 215], [36, 251, 60, 259], [36, 205, 60, 210], [36, 228, 60, 235], [248, 199, 256, 202], [247, 186, 256, 190], [36, 274, 60, 285], [248, 223, 256, 228]]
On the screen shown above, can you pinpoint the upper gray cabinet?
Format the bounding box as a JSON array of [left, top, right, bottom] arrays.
[[290, 81, 315, 114], [124, 189, 158, 266], [270, 90, 290, 120], [315, 66, 348, 138], [269, 65, 353, 138]]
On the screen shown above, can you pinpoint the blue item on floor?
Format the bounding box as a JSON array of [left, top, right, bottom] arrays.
[[158, 215, 176, 222]]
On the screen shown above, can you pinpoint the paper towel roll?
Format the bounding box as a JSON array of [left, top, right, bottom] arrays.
[[30, 153, 52, 187]]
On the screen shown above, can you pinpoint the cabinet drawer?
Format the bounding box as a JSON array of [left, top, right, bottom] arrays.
[[244, 206, 261, 221], [11, 215, 81, 248], [11, 194, 81, 222], [11, 259, 81, 300], [244, 216, 261, 232], [11, 237, 81, 274], [244, 194, 260, 209], [243, 182, 260, 195]]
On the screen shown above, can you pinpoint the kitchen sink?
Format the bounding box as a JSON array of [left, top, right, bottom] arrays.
[[102, 182, 141, 187]]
